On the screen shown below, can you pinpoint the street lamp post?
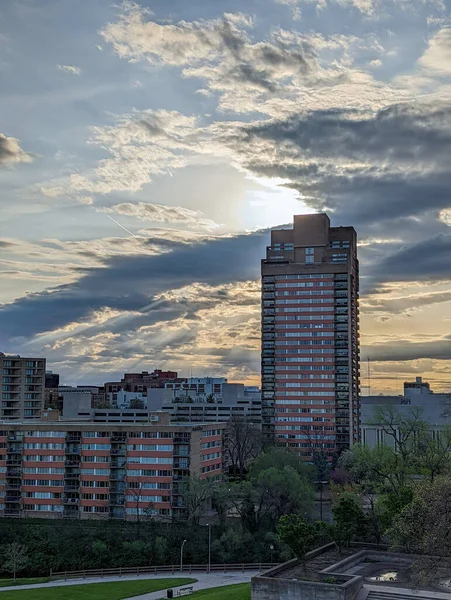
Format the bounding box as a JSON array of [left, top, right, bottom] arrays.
[[180, 539, 187, 572], [206, 523, 211, 573], [269, 543, 274, 564], [316, 480, 328, 522]]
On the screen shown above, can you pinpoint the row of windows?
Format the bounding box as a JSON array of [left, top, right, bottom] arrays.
[[201, 463, 222, 474], [23, 504, 63, 512], [127, 469, 172, 477], [279, 383, 335, 388], [273, 275, 334, 280], [23, 467, 64, 474], [275, 315, 334, 321], [82, 456, 110, 463], [129, 432, 173, 439], [275, 324, 333, 329], [277, 299, 334, 305], [23, 480, 63, 486], [81, 481, 109, 488], [80, 469, 110, 475], [127, 445, 173, 452], [23, 455, 63, 462], [274, 340, 334, 346], [202, 441, 221, 450], [125, 495, 167, 503], [277, 348, 334, 354], [81, 493, 109, 500], [275, 366, 335, 371], [24, 443, 64, 449], [125, 507, 171, 515], [278, 391, 335, 397], [277, 307, 334, 313], [276, 374, 334, 380], [23, 432, 65, 438], [275, 429, 336, 439], [276, 290, 334, 297], [81, 444, 111, 450], [275, 282, 334, 288], [23, 491, 60, 499], [203, 452, 221, 461], [202, 429, 222, 437], [278, 332, 334, 337], [128, 481, 170, 490], [277, 357, 334, 362], [277, 408, 327, 414], [275, 399, 335, 405], [127, 457, 173, 465]]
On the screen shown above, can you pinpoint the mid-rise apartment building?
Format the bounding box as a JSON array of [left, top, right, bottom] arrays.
[[261, 214, 360, 458], [1, 354, 45, 420], [0, 415, 225, 520]]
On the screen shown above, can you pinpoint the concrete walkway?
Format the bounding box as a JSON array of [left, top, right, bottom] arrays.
[[125, 571, 257, 599], [0, 570, 259, 598]]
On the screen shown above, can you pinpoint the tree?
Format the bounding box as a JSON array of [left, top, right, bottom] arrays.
[[226, 415, 262, 481], [2, 542, 28, 580], [332, 494, 366, 549], [251, 447, 312, 478], [127, 479, 154, 536], [389, 477, 451, 584], [183, 475, 214, 525], [227, 464, 314, 531], [129, 398, 145, 409], [276, 515, 318, 568]]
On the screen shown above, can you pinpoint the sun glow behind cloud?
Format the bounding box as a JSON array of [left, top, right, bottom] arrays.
[[244, 176, 315, 230]]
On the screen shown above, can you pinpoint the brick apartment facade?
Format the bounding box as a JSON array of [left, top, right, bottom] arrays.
[[0, 417, 225, 520], [261, 213, 360, 458]]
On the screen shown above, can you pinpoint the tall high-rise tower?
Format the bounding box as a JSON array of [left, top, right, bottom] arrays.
[[261, 214, 359, 458]]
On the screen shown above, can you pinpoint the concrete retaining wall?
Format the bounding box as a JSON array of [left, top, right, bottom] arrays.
[[252, 575, 363, 600]]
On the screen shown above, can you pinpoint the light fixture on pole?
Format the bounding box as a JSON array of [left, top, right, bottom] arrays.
[[315, 480, 328, 522], [206, 523, 211, 573], [270, 543, 274, 563], [180, 539, 187, 572]]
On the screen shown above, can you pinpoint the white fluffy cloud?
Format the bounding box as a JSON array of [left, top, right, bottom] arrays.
[[0, 133, 33, 165], [420, 27, 451, 73]]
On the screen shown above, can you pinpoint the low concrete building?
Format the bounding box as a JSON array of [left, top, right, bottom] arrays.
[[252, 543, 451, 600], [361, 377, 451, 448], [154, 383, 262, 426]]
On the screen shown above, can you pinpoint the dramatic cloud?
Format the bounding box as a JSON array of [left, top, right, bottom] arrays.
[[57, 64, 82, 75], [3, 0, 451, 391], [366, 336, 451, 362], [0, 134, 32, 165]]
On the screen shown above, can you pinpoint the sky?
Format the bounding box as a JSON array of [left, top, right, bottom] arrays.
[[1, 0, 451, 393]]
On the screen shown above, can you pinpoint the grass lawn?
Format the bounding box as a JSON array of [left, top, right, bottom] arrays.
[[0, 577, 196, 600], [0, 578, 50, 588], [185, 584, 251, 600]]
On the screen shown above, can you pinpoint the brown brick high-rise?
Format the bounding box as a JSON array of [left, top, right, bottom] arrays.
[[261, 214, 360, 458]]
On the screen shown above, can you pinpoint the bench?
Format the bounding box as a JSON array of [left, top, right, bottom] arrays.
[[176, 586, 194, 596]]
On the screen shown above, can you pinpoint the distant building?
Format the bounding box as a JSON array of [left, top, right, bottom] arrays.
[[156, 381, 262, 425], [0, 417, 226, 520], [104, 370, 183, 405], [0, 353, 45, 420], [361, 377, 451, 448], [261, 213, 360, 457], [45, 371, 60, 389]]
